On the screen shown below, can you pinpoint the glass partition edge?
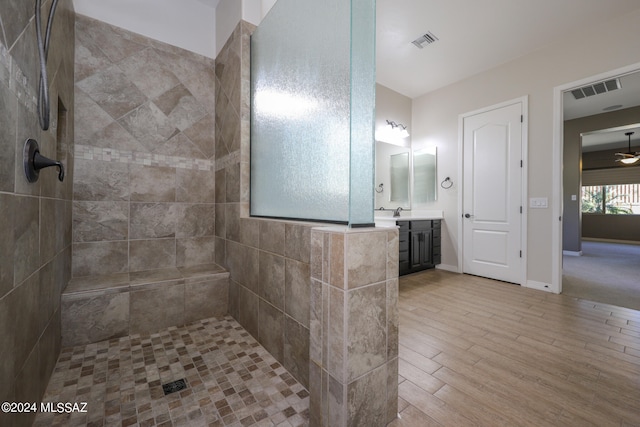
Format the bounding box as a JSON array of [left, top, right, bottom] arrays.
[[349, 0, 376, 227]]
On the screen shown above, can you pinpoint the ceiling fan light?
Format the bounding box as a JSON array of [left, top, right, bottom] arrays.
[[615, 131, 638, 165], [619, 156, 640, 165]]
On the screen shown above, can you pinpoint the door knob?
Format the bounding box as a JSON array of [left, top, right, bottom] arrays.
[[464, 213, 473, 218]]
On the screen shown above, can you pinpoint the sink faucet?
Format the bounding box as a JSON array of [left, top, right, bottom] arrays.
[[393, 207, 403, 217]]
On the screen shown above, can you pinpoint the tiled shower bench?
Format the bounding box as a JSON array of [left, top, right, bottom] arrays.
[[61, 264, 229, 347]]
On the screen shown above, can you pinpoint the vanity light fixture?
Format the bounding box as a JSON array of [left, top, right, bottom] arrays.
[[376, 120, 410, 145], [386, 120, 410, 138]]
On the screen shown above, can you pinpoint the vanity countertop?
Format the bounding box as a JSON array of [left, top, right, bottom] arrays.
[[374, 210, 443, 227]]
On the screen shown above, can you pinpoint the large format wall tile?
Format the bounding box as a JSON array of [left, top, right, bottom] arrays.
[[129, 238, 176, 272], [61, 291, 129, 346], [130, 203, 177, 239], [72, 241, 128, 277], [74, 159, 130, 201], [130, 165, 176, 202], [176, 237, 215, 267], [76, 65, 147, 120], [14, 195, 40, 285], [73, 201, 129, 242], [130, 283, 185, 335], [285, 258, 311, 327], [184, 277, 228, 323], [0, 81, 16, 193], [258, 300, 285, 361], [259, 251, 285, 309], [72, 16, 216, 279], [1, 0, 75, 420], [0, 194, 16, 298], [118, 47, 181, 99]]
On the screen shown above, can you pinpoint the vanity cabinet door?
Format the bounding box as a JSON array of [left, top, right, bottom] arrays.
[[398, 219, 441, 276], [410, 230, 433, 270]]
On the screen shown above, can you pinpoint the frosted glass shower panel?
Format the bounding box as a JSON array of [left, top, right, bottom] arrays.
[[250, 0, 352, 222], [349, 0, 376, 226]]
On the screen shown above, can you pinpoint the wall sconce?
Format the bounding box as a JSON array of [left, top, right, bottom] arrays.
[[376, 120, 410, 145]]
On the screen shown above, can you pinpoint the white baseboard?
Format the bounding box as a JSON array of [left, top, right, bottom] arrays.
[[525, 280, 556, 293], [582, 238, 640, 245], [436, 264, 460, 273], [563, 250, 582, 256]]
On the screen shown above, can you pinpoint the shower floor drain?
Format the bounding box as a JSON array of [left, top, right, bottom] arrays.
[[162, 378, 187, 396]]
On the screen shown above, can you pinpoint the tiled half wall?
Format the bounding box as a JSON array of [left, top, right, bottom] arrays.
[[309, 227, 399, 426], [215, 20, 400, 427]]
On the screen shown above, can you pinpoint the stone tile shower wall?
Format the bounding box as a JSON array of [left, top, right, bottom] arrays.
[[72, 15, 217, 277], [0, 0, 75, 426], [214, 22, 315, 389]]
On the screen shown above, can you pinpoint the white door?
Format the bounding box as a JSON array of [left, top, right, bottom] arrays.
[[462, 102, 523, 284]]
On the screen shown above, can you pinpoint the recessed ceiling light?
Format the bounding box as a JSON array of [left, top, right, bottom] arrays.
[[602, 104, 623, 111]]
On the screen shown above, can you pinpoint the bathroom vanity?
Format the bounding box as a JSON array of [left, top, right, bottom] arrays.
[[398, 219, 441, 275], [375, 211, 442, 276]]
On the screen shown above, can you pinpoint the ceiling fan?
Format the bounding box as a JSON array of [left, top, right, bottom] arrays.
[[615, 131, 640, 165]]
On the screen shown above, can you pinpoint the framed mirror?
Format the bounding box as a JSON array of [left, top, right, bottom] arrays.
[[375, 141, 411, 209], [390, 152, 410, 204], [413, 147, 437, 203]]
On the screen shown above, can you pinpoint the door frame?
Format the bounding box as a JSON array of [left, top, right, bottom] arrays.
[[457, 96, 529, 286], [551, 61, 640, 294]]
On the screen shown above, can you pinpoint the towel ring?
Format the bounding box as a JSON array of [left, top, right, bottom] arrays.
[[441, 177, 453, 189]]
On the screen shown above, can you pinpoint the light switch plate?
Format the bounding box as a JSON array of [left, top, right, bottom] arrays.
[[529, 197, 548, 208]]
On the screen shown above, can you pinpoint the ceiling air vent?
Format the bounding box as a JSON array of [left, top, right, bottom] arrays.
[[571, 78, 621, 100], [412, 31, 439, 49]]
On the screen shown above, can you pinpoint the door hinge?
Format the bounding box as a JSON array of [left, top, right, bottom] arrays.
[[520, 115, 523, 123], [520, 160, 523, 167], [519, 250, 522, 258], [520, 206, 522, 214]]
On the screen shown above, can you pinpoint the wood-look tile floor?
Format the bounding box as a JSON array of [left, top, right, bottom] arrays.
[[391, 269, 640, 427]]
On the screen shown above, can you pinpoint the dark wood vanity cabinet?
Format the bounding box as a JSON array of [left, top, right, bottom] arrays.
[[398, 220, 441, 276]]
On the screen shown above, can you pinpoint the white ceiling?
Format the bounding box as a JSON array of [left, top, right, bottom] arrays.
[[376, 0, 640, 99], [375, 0, 640, 148], [195, 0, 220, 9], [582, 124, 640, 153]]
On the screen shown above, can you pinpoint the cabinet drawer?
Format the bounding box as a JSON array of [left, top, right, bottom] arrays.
[[397, 221, 409, 231], [410, 220, 432, 230]]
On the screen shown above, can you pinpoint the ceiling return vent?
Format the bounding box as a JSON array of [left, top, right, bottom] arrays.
[[412, 31, 439, 48], [571, 78, 621, 100]]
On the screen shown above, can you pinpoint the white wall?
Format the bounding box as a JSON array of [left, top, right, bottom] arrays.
[[215, 0, 276, 55], [411, 7, 640, 287], [73, 0, 216, 58]]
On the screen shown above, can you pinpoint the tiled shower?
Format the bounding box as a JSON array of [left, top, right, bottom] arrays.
[[1, 0, 75, 425], [1, 1, 398, 425]]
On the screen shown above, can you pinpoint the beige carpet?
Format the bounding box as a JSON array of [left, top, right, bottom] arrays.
[[562, 240, 640, 311]]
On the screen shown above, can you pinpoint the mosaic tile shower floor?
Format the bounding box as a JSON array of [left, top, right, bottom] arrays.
[[34, 316, 309, 427]]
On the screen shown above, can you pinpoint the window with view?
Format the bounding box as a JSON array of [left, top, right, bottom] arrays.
[[581, 184, 640, 214]]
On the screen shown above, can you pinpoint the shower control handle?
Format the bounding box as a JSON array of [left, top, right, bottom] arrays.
[[23, 138, 65, 183], [33, 151, 65, 181]]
